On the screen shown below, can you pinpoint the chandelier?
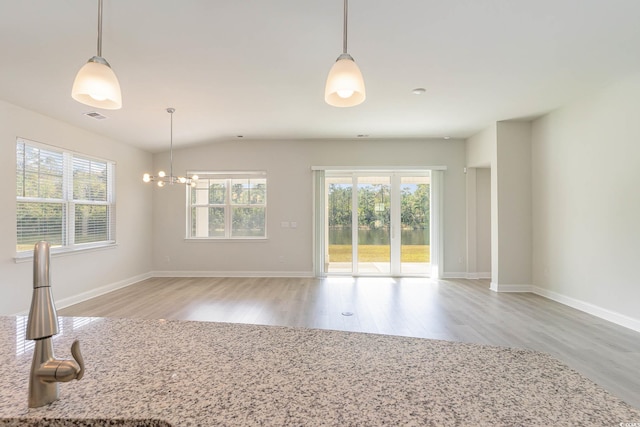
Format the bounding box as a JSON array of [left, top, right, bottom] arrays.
[[143, 108, 198, 187]]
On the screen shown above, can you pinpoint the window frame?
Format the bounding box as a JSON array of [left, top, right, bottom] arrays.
[[186, 171, 267, 241], [15, 138, 116, 259]]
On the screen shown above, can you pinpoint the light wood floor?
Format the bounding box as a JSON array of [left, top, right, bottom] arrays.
[[59, 276, 640, 409]]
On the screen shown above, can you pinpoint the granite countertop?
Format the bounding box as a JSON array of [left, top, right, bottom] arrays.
[[0, 315, 639, 426]]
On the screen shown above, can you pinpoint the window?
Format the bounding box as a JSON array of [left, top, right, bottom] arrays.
[[188, 172, 267, 239], [16, 138, 116, 253]]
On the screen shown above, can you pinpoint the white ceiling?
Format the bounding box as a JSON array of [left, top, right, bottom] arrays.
[[2, 0, 640, 152]]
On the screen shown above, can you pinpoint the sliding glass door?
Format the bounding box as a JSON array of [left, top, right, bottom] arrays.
[[326, 177, 353, 273], [324, 171, 430, 276], [357, 176, 391, 274], [399, 176, 430, 275]]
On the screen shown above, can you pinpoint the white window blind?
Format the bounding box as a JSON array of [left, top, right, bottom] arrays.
[[16, 138, 116, 253], [16, 142, 65, 248]]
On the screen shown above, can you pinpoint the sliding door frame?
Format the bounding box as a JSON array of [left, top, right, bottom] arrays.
[[313, 166, 446, 278]]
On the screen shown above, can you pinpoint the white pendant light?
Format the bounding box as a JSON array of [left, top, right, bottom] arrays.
[[325, 0, 366, 107], [72, 0, 122, 110], [142, 108, 199, 187]]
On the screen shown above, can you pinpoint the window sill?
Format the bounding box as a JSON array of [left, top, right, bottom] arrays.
[[184, 238, 269, 243], [14, 242, 118, 263]]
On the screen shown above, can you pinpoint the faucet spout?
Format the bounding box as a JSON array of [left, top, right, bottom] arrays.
[[26, 241, 59, 340]]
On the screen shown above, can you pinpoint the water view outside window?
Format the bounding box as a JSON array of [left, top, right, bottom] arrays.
[[400, 176, 430, 274], [325, 172, 430, 276], [327, 177, 353, 273], [357, 176, 391, 274]]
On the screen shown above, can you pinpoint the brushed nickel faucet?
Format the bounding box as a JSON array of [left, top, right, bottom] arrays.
[[26, 241, 84, 408]]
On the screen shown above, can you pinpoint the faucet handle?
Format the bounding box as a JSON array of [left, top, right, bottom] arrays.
[[71, 340, 84, 380]]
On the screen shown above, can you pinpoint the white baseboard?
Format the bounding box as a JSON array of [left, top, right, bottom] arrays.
[[442, 272, 491, 280], [532, 286, 640, 333], [490, 282, 533, 292], [441, 272, 468, 279], [38, 272, 152, 314], [151, 270, 314, 278], [466, 272, 492, 279]]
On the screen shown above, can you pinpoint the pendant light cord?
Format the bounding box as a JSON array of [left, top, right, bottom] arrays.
[[97, 0, 103, 57], [343, 0, 348, 54]]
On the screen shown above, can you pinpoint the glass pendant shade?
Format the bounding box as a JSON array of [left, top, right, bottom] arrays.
[[325, 0, 365, 107], [72, 56, 122, 110], [325, 53, 366, 107]]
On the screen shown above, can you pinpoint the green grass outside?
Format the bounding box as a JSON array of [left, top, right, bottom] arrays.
[[329, 245, 430, 263]]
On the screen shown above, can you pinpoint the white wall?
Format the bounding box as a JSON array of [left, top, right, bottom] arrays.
[[464, 166, 491, 279], [0, 100, 153, 315], [466, 124, 495, 168], [475, 168, 491, 275], [465, 121, 532, 289], [494, 121, 532, 288], [466, 125, 497, 282], [151, 138, 468, 276], [532, 74, 640, 328]]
